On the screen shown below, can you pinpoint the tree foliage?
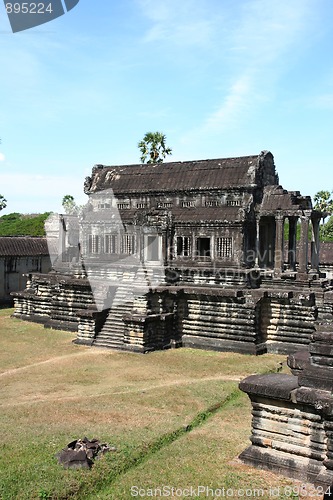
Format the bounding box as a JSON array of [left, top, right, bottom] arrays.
[[138, 132, 172, 164], [0, 212, 50, 236], [314, 190, 333, 223], [0, 194, 7, 211], [62, 194, 79, 214], [320, 215, 333, 242]]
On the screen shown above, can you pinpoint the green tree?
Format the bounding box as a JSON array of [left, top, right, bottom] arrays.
[[320, 215, 333, 242], [62, 195, 79, 215], [138, 131, 172, 164], [0, 194, 7, 211], [314, 190, 333, 223], [0, 212, 50, 236]]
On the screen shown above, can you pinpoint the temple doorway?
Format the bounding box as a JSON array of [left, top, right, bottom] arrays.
[[259, 217, 275, 268]]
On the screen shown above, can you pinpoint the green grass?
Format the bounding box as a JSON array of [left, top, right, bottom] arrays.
[[0, 309, 311, 499]]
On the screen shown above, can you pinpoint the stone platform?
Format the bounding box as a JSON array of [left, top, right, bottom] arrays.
[[11, 269, 333, 355], [239, 310, 333, 487]]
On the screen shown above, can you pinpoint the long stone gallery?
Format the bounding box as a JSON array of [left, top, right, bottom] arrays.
[[12, 150, 330, 355]]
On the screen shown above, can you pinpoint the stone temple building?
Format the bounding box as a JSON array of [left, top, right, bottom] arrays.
[[12, 151, 331, 355]]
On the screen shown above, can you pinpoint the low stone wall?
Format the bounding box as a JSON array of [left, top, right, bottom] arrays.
[[239, 373, 330, 485], [239, 316, 333, 487], [179, 288, 260, 354], [11, 272, 333, 356], [12, 273, 95, 331], [257, 291, 317, 354]]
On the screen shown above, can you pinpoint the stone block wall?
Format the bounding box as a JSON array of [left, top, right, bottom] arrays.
[[12, 273, 95, 331], [257, 292, 317, 354], [180, 288, 260, 354], [239, 319, 333, 487], [11, 271, 333, 357], [239, 373, 333, 486]]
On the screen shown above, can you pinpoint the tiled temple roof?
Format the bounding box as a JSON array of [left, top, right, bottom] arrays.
[[0, 237, 49, 256], [260, 186, 313, 213], [86, 151, 278, 195]]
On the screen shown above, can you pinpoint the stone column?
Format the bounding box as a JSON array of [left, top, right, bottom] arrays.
[[298, 214, 310, 279], [192, 233, 196, 259], [288, 217, 297, 271], [254, 217, 260, 268], [168, 232, 174, 263], [274, 214, 284, 277], [59, 215, 66, 260], [211, 234, 215, 261], [310, 216, 320, 273]]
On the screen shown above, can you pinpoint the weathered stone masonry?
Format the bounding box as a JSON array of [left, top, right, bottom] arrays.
[[239, 293, 333, 487], [12, 151, 333, 354]]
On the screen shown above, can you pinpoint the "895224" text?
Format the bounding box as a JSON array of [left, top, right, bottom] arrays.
[[5, 3, 53, 14]]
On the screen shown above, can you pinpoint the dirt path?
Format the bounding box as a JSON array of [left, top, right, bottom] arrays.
[[0, 349, 101, 378], [0, 373, 243, 407]]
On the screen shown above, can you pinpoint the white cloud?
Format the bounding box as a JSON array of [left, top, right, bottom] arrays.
[[0, 153, 5, 162], [230, 0, 314, 64], [181, 0, 317, 142], [203, 76, 252, 132], [137, 0, 220, 47]]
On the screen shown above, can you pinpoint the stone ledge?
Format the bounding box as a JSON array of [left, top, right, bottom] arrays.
[[266, 341, 310, 355], [292, 386, 333, 414], [298, 365, 333, 393], [239, 374, 299, 400], [181, 287, 245, 298], [182, 335, 265, 354], [239, 445, 327, 486]]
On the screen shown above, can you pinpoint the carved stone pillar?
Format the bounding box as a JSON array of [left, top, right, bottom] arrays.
[[310, 216, 320, 273], [254, 217, 260, 268], [274, 214, 284, 277], [288, 217, 297, 271], [59, 215, 66, 260], [298, 214, 310, 279]]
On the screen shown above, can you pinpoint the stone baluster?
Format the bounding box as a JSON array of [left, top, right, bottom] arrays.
[[288, 216, 297, 271], [254, 217, 260, 268], [274, 214, 284, 277], [310, 215, 321, 274], [298, 212, 310, 279]]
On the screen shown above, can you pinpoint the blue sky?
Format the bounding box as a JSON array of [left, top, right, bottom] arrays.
[[0, 0, 332, 214]]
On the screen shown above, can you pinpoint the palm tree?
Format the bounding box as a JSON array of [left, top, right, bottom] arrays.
[[0, 195, 7, 211], [314, 190, 333, 223], [138, 132, 172, 164], [62, 194, 79, 214]]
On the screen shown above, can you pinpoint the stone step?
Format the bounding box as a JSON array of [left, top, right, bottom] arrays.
[[92, 339, 125, 349], [95, 334, 124, 343], [93, 284, 135, 346], [94, 329, 124, 340]]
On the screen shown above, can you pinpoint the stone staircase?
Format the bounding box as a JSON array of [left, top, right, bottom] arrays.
[[92, 285, 134, 349]]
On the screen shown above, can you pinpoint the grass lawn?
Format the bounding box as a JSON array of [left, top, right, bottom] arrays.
[[0, 309, 320, 499]]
